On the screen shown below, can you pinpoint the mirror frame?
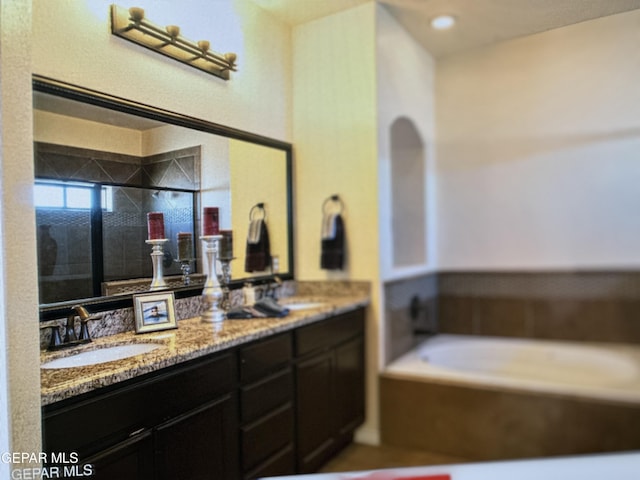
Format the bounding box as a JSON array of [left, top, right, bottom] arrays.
[[34, 75, 294, 321]]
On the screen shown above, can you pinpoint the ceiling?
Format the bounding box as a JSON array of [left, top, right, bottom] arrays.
[[34, 92, 165, 131], [251, 0, 640, 57]]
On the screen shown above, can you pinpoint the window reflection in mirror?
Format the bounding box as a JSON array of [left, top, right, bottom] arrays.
[[36, 180, 95, 303], [35, 179, 197, 304]]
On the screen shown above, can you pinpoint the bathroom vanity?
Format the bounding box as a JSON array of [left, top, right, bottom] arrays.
[[41, 298, 367, 480]]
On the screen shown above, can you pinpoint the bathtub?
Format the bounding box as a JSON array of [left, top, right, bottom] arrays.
[[380, 334, 640, 460], [384, 334, 640, 404]]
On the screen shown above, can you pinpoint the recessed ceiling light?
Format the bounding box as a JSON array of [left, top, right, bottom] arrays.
[[431, 14, 456, 30]]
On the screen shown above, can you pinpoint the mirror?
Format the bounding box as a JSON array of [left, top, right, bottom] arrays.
[[33, 76, 293, 319]]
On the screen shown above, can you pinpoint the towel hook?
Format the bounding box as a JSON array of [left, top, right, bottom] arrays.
[[322, 194, 344, 214], [249, 202, 266, 221]]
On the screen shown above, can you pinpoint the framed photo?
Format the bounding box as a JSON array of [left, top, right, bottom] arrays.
[[133, 291, 177, 334]]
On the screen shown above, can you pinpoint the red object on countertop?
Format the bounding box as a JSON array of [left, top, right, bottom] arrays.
[[356, 474, 450, 480], [203, 207, 219, 235], [147, 212, 165, 239]]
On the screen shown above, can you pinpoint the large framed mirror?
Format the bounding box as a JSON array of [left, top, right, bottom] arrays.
[[34, 75, 293, 321]]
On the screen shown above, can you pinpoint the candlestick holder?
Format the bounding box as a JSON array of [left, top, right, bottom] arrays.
[[145, 239, 169, 290], [175, 259, 194, 286], [200, 235, 224, 323], [217, 257, 235, 311]]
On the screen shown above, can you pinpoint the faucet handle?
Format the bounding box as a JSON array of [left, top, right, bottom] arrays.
[[40, 324, 63, 350], [64, 314, 78, 343]]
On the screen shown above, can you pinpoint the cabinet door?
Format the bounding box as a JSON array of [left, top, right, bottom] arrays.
[[84, 430, 154, 480], [335, 337, 365, 440], [155, 395, 238, 480], [295, 351, 335, 473]]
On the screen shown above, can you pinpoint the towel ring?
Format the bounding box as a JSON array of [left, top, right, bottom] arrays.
[[249, 202, 267, 221], [322, 194, 344, 215]]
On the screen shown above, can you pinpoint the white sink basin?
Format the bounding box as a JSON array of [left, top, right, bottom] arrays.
[[41, 343, 161, 369], [284, 302, 327, 311]]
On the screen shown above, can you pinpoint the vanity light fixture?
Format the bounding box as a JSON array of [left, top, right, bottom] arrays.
[[110, 5, 237, 80], [431, 14, 456, 30]]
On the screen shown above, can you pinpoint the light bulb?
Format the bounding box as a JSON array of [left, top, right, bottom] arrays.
[[431, 15, 456, 30]]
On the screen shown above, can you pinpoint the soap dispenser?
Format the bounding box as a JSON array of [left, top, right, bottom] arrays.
[[243, 283, 256, 306]]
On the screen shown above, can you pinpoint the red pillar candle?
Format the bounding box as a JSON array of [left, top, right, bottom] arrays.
[[219, 230, 233, 259], [177, 232, 194, 260], [147, 212, 165, 239], [202, 207, 219, 236]]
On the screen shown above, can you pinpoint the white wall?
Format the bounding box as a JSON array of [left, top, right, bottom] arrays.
[[377, 5, 437, 281], [0, 0, 42, 469], [436, 10, 640, 270], [293, 3, 380, 443]]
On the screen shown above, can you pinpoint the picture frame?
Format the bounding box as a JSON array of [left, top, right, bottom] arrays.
[[133, 291, 178, 334]]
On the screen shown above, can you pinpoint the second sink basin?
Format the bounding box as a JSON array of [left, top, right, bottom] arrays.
[[283, 301, 327, 311], [41, 343, 161, 369]]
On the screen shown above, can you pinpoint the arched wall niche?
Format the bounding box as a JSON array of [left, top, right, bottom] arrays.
[[390, 116, 427, 267]]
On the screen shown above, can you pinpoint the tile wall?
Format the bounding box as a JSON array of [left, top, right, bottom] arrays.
[[385, 271, 640, 363]]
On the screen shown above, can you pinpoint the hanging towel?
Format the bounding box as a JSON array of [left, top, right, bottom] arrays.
[[245, 218, 272, 272], [321, 212, 345, 270], [321, 213, 338, 240]]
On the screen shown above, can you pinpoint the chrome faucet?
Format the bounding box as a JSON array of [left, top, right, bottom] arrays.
[[41, 304, 101, 351]]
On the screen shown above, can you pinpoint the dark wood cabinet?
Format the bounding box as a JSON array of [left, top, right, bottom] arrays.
[[239, 333, 295, 479], [295, 309, 366, 473], [296, 351, 336, 472], [84, 431, 154, 480], [43, 352, 236, 480], [335, 337, 366, 439], [155, 396, 238, 480], [42, 307, 366, 479]]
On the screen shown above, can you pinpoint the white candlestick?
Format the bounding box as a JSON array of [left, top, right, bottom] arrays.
[[145, 239, 169, 290], [200, 235, 224, 323]]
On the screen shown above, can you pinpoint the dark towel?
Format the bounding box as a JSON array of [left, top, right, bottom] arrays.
[[321, 213, 345, 270], [253, 298, 290, 317], [245, 218, 272, 272], [225, 299, 289, 319]]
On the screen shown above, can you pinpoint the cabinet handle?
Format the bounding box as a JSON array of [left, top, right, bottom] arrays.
[[129, 427, 145, 438]]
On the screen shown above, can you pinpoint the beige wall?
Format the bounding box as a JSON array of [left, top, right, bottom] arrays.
[[436, 10, 640, 270], [32, 0, 292, 142], [34, 110, 143, 155], [293, 3, 380, 443], [0, 0, 42, 469]]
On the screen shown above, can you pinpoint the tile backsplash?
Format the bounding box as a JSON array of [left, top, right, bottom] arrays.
[[385, 270, 640, 363], [38, 279, 367, 349]]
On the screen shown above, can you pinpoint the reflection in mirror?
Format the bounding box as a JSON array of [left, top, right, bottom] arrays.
[[35, 180, 198, 304], [230, 139, 290, 280], [33, 76, 293, 317]]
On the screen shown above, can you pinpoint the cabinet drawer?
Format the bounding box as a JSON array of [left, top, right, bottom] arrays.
[[241, 405, 294, 472], [239, 333, 292, 383], [153, 352, 234, 421], [295, 309, 364, 357], [241, 368, 293, 423], [43, 379, 156, 457], [244, 444, 294, 480]]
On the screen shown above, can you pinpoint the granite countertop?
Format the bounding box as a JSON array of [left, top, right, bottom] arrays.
[[40, 295, 369, 406]]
